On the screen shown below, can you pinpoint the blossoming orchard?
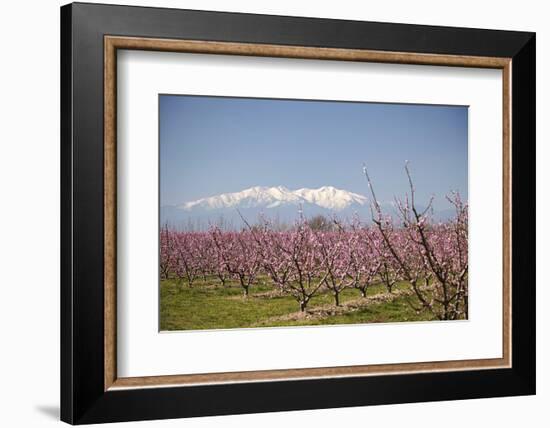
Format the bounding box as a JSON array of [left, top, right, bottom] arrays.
[[160, 166, 468, 329]]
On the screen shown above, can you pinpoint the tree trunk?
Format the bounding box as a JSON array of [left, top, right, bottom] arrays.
[[360, 288, 367, 298], [243, 286, 249, 298], [300, 300, 307, 312], [333, 291, 340, 307]]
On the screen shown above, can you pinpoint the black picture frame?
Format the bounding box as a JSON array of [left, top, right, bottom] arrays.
[[61, 2, 535, 424]]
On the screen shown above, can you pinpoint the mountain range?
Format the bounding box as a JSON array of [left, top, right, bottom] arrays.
[[160, 185, 457, 230], [161, 186, 371, 229]]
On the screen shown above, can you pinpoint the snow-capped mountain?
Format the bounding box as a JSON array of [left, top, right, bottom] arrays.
[[180, 186, 368, 212], [161, 186, 370, 229]]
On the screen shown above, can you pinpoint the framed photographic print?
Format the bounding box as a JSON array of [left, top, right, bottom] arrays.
[[61, 2, 536, 424]]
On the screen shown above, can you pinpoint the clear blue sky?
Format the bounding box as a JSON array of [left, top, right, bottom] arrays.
[[160, 95, 468, 209]]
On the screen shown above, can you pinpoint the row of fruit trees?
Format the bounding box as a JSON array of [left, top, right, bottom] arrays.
[[160, 164, 468, 320]]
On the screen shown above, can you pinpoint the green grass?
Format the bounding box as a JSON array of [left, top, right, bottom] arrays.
[[160, 276, 440, 331], [257, 295, 436, 327]]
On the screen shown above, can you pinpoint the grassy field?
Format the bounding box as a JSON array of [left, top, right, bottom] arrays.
[[160, 276, 439, 331]]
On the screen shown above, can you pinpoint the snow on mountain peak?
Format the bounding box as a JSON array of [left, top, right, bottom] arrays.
[[293, 186, 368, 210], [179, 186, 368, 212]]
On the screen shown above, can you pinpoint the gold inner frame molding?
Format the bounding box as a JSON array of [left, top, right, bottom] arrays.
[[104, 35, 512, 391]]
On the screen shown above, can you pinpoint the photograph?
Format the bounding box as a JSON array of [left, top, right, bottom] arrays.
[[159, 95, 469, 331]]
